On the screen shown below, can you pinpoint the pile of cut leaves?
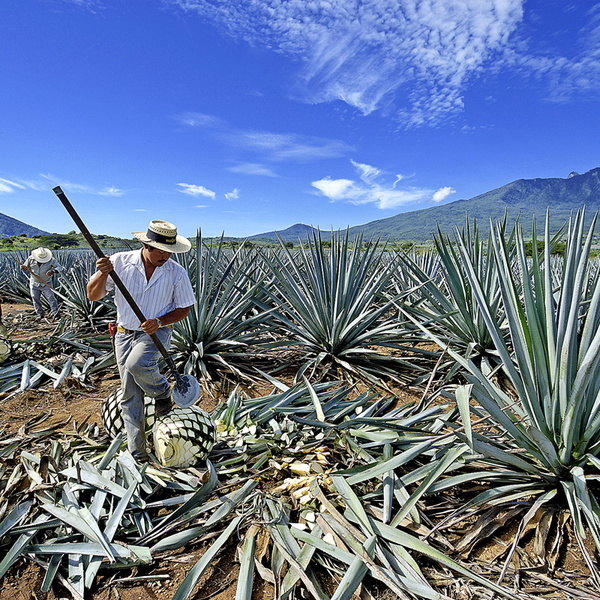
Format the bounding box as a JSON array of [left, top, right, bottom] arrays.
[[1, 379, 599, 600]]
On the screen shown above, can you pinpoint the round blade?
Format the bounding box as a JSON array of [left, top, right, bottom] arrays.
[[172, 374, 201, 408]]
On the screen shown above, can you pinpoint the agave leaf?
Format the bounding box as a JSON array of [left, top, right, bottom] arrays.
[[54, 359, 73, 388], [382, 444, 394, 524], [267, 522, 330, 600], [0, 514, 50, 579], [356, 515, 513, 598], [280, 525, 321, 599], [41, 504, 115, 561], [206, 479, 259, 528], [390, 443, 469, 527], [455, 384, 473, 447], [379, 542, 439, 600], [41, 554, 63, 593], [85, 480, 139, 588], [330, 535, 376, 600], [96, 433, 124, 470], [235, 531, 256, 600], [26, 543, 152, 561], [0, 499, 33, 538], [19, 359, 31, 391], [61, 462, 129, 498], [172, 516, 242, 600], [331, 475, 375, 536], [343, 438, 437, 485], [304, 376, 326, 422], [295, 515, 424, 599]]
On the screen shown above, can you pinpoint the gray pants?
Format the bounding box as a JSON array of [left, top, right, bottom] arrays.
[[31, 285, 59, 317], [114, 328, 172, 458]]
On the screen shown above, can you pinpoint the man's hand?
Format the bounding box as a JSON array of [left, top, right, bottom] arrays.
[[87, 257, 113, 301], [96, 257, 113, 275], [141, 318, 161, 336]]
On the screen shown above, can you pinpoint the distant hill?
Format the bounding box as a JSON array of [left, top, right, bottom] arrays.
[[346, 168, 600, 241], [0, 212, 49, 238], [249, 168, 600, 243], [248, 223, 317, 242]]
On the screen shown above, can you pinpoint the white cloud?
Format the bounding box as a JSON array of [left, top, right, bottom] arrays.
[[312, 178, 362, 201], [171, 0, 524, 125], [432, 186, 456, 203], [1, 174, 123, 197], [225, 188, 240, 201], [312, 160, 452, 210], [99, 186, 124, 197], [176, 183, 216, 199], [228, 163, 279, 177], [0, 178, 25, 193], [176, 112, 353, 162], [351, 160, 381, 184]]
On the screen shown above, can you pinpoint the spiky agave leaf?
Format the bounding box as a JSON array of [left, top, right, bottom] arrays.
[[256, 229, 427, 384], [55, 256, 116, 330], [404, 210, 600, 558], [170, 233, 272, 381], [394, 216, 514, 369]]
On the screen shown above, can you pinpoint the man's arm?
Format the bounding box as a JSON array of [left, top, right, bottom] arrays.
[[141, 306, 191, 335], [47, 259, 63, 277], [87, 257, 113, 301]]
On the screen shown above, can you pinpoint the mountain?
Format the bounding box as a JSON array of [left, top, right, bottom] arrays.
[[249, 167, 600, 243], [248, 223, 317, 241], [346, 167, 600, 241], [0, 212, 50, 238]]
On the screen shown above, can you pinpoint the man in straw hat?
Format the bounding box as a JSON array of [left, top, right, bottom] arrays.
[[21, 247, 64, 320], [87, 220, 195, 462]]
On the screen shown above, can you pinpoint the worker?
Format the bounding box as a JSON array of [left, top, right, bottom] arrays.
[[21, 247, 63, 320], [86, 220, 195, 462]]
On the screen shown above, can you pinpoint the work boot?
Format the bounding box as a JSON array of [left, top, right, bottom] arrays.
[[132, 450, 149, 463], [155, 395, 173, 418]]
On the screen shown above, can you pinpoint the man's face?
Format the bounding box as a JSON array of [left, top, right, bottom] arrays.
[[144, 245, 172, 267]]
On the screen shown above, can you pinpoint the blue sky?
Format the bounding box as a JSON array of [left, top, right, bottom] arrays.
[[1, 0, 599, 239]]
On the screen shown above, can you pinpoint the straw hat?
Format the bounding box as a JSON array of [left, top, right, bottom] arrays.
[[31, 247, 53, 263], [132, 220, 191, 254]]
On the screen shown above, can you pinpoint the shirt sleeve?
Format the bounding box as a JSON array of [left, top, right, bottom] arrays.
[[173, 269, 196, 309], [104, 255, 118, 292]]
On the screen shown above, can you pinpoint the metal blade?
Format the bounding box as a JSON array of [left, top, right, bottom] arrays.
[[172, 374, 201, 408]]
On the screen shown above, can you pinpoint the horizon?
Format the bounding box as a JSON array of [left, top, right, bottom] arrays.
[[1, 1, 599, 239]]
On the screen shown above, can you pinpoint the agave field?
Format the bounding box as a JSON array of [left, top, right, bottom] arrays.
[[2, 213, 600, 600]]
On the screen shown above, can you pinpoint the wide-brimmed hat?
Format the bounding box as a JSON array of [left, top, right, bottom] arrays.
[[31, 247, 53, 263], [132, 220, 191, 254]]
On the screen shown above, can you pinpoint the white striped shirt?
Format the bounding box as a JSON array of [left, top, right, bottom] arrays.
[[103, 249, 196, 330]]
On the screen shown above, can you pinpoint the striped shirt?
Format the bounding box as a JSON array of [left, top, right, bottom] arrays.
[[104, 249, 196, 331]]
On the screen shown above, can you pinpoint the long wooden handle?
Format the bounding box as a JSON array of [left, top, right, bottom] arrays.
[[52, 186, 177, 371]]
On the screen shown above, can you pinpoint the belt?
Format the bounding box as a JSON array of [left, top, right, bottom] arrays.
[[116, 324, 172, 334]]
